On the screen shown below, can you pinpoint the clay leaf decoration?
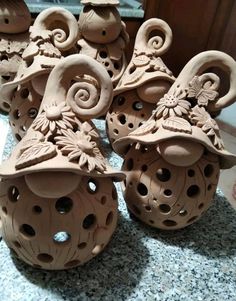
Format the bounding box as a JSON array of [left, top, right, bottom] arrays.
[[30, 27, 52, 43], [149, 57, 173, 75], [133, 54, 150, 67], [32, 102, 76, 135], [55, 129, 107, 173], [188, 76, 219, 106], [79, 121, 99, 141], [155, 90, 191, 120], [39, 42, 61, 58], [15, 142, 57, 170], [190, 105, 224, 150], [19, 132, 45, 153], [162, 116, 192, 134], [129, 119, 158, 136], [22, 42, 40, 60]]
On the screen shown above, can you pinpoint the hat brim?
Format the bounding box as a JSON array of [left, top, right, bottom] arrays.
[[113, 125, 236, 169]]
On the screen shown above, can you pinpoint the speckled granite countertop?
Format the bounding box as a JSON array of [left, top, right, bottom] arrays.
[[0, 115, 236, 301]]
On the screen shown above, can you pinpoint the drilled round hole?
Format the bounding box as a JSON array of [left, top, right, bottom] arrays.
[[20, 224, 35, 238], [78, 242, 87, 249], [145, 205, 151, 212], [28, 108, 38, 119], [126, 158, 133, 171], [187, 185, 200, 198], [188, 169, 195, 177], [8, 186, 20, 202], [137, 183, 148, 196], [140, 145, 149, 153], [13, 109, 21, 120], [132, 101, 143, 111], [2, 206, 7, 215], [100, 51, 107, 58], [2, 102, 10, 110], [15, 134, 22, 142], [113, 128, 119, 135], [20, 88, 29, 99], [164, 189, 172, 197], [141, 165, 148, 172], [92, 244, 104, 255], [114, 62, 120, 70], [37, 253, 53, 263], [179, 209, 187, 216], [101, 196, 107, 205], [33, 206, 42, 214], [55, 197, 73, 214], [198, 203, 204, 210], [163, 220, 177, 227], [207, 184, 212, 191], [13, 241, 21, 248], [87, 179, 98, 194], [187, 216, 198, 223], [106, 211, 114, 226], [159, 204, 171, 214], [118, 114, 126, 125], [128, 123, 134, 129], [20, 125, 27, 132], [156, 168, 171, 182], [108, 70, 113, 78], [4, 18, 9, 24], [83, 214, 96, 229], [65, 259, 80, 268], [53, 232, 71, 244], [204, 164, 214, 177], [132, 204, 141, 215], [117, 96, 125, 106], [149, 220, 154, 224], [102, 30, 106, 36], [105, 62, 109, 67]]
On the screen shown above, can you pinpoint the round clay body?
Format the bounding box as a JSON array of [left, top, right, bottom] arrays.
[[106, 91, 155, 147], [79, 6, 122, 44], [0, 175, 118, 270], [122, 144, 220, 230]]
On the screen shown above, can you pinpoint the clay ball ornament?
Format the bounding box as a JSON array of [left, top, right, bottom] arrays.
[[77, 0, 129, 86], [106, 18, 175, 150], [0, 7, 79, 141], [0, 54, 125, 270], [114, 50, 236, 230]]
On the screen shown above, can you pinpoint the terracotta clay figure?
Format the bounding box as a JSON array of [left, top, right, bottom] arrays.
[[1, 7, 79, 141], [0, 0, 31, 112], [0, 54, 124, 270], [114, 50, 236, 230], [77, 0, 129, 87], [106, 18, 175, 149]]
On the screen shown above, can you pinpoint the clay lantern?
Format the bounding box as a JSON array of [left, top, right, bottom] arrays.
[[0, 0, 31, 112], [1, 7, 79, 141], [0, 54, 124, 270], [114, 50, 236, 230], [77, 0, 129, 86], [106, 18, 175, 150]]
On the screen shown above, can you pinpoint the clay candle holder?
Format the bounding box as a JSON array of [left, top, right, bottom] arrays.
[[0, 54, 124, 270], [0, 0, 31, 112], [106, 18, 175, 150], [1, 7, 79, 141], [114, 50, 236, 230], [77, 0, 129, 87]]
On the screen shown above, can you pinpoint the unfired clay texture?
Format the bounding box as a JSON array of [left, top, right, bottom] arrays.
[[114, 50, 236, 230]]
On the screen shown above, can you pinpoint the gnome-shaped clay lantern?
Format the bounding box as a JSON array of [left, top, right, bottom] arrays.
[[77, 0, 129, 87], [106, 18, 175, 149], [1, 7, 79, 141], [114, 50, 236, 230], [0, 54, 124, 270], [0, 0, 31, 112]]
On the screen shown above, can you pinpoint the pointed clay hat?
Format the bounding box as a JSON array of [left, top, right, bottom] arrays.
[[81, 0, 120, 6], [0, 54, 124, 182], [114, 18, 175, 96], [114, 51, 236, 169], [1, 7, 79, 102]]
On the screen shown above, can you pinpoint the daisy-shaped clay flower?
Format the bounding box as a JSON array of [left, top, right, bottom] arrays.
[[188, 76, 219, 106], [190, 105, 224, 149], [55, 129, 106, 172], [155, 90, 191, 119], [32, 102, 76, 135]]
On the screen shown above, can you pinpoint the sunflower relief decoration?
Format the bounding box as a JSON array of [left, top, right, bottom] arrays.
[[0, 54, 124, 270], [114, 50, 236, 230]]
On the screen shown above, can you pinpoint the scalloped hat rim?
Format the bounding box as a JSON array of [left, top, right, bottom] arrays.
[[81, 0, 119, 6], [0, 151, 125, 182], [113, 125, 236, 169], [1, 55, 61, 102], [114, 70, 175, 96]]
